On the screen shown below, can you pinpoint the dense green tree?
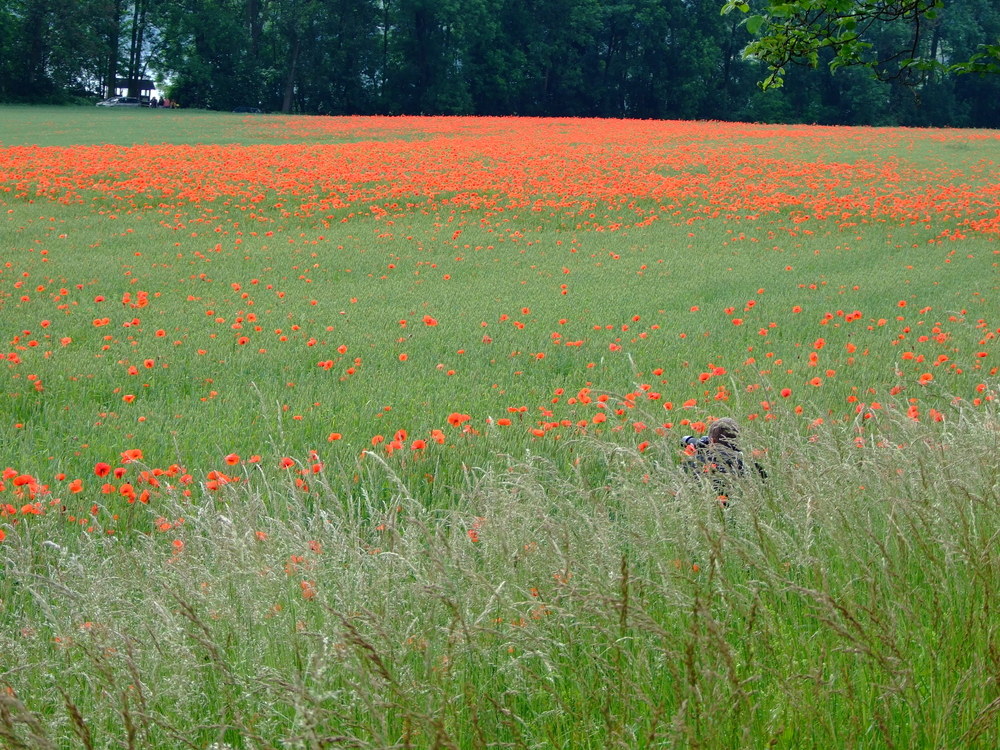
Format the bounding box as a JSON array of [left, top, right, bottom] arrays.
[[150, 0, 249, 109], [271, 0, 323, 113], [300, 0, 382, 114], [0, 0, 995, 125], [0, 0, 115, 100], [934, 0, 1000, 126], [0, 6, 14, 99], [381, 0, 473, 113]]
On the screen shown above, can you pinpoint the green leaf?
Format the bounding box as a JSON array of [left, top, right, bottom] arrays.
[[745, 15, 765, 35], [760, 68, 785, 90], [721, 1, 750, 13]]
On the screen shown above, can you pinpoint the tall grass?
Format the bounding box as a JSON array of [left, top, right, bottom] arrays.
[[1, 399, 996, 748]]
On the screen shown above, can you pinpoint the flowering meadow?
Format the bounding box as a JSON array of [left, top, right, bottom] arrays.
[[1, 107, 998, 748]]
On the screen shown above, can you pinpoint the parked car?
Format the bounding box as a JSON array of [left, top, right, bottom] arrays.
[[96, 96, 141, 107]]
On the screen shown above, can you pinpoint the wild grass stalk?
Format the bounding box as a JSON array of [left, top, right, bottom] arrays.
[[1, 400, 996, 748]]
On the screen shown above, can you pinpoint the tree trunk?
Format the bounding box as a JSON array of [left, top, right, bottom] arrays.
[[282, 35, 301, 113], [103, 0, 124, 97], [127, 0, 147, 96]]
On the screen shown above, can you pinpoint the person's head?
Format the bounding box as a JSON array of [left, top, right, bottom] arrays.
[[708, 417, 739, 448]]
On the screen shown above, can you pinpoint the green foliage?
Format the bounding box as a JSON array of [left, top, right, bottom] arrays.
[[1, 0, 998, 125], [726, 0, 1000, 90]]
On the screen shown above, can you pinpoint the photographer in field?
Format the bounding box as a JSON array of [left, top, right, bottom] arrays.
[[681, 417, 765, 506]]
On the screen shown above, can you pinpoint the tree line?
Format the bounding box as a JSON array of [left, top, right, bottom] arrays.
[[1, 0, 997, 127]]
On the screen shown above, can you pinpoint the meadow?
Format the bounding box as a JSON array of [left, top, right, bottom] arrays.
[[0, 106, 997, 748]]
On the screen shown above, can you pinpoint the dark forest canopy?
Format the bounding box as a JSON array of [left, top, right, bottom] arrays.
[[1, 0, 998, 127]]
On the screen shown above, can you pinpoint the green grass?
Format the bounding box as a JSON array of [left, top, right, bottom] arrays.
[[2, 411, 997, 748], [0, 107, 998, 748], [0, 105, 408, 146]]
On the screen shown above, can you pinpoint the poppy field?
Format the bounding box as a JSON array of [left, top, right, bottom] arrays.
[[1, 108, 998, 748]]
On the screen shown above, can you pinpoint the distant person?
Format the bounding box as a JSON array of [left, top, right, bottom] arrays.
[[149, 96, 158, 108], [681, 417, 765, 505]]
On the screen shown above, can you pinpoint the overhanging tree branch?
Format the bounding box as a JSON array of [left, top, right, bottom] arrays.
[[723, 0, 1000, 89]]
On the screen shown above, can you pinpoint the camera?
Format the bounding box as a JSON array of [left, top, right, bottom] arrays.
[[681, 435, 711, 450]]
